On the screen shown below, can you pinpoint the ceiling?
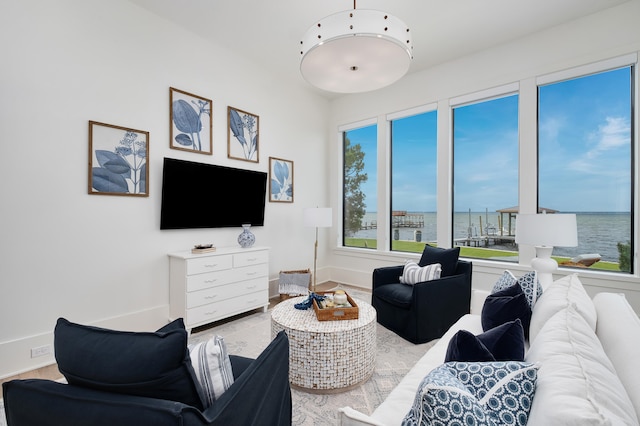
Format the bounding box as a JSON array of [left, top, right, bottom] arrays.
[[128, 0, 630, 98]]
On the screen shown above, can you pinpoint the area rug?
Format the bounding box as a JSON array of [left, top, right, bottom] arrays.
[[188, 289, 436, 425], [0, 289, 436, 426]]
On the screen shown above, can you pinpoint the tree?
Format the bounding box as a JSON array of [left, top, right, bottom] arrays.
[[344, 137, 368, 236], [617, 240, 631, 272]]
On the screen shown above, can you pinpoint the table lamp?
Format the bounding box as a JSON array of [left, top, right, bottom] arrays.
[[515, 212, 578, 289], [303, 207, 333, 292]]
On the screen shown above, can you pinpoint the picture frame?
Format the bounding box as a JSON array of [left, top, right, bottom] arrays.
[[228, 106, 259, 163], [88, 121, 149, 197], [170, 87, 212, 155], [269, 157, 293, 203]]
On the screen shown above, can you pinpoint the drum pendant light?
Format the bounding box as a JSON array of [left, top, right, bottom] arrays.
[[299, 1, 413, 93]]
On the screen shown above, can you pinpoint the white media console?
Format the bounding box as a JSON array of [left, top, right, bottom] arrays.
[[168, 246, 269, 331]]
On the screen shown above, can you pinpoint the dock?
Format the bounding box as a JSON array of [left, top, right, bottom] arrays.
[[455, 235, 515, 247], [359, 211, 424, 231]]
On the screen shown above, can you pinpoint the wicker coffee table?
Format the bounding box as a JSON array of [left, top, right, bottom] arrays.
[[270, 295, 377, 393]]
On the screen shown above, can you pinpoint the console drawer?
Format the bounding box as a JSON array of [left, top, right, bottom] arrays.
[[186, 289, 269, 325], [187, 277, 268, 308], [186, 254, 233, 275]]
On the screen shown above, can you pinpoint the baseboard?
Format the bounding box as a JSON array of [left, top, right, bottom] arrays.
[[0, 305, 169, 380], [327, 267, 372, 290]]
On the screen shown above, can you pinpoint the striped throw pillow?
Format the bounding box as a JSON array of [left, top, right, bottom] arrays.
[[400, 261, 442, 285], [188, 335, 234, 407]]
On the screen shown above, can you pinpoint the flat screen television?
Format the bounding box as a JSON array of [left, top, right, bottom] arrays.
[[160, 157, 267, 229]]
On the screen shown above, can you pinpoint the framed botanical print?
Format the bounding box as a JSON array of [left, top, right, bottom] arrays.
[[88, 121, 149, 197], [170, 87, 212, 155], [269, 157, 293, 203], [228, 106, 259, 163]]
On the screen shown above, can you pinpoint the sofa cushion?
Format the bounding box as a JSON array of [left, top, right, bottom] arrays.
[[399, 261, 442, 285], [593, 292, 640, 417], [445, 319, 525, 363], [340, 315, 485, 425], [374, 283, 413, 308], [481, 284, 531, 338], [492, 270, 542, 310], [525, 305, 638, 425], [528, 273, 596, 343], [418, 245, 460, 277], [54, 317, 206, 410], [402, 361, 537, 426], [188, 335, 235, 407]]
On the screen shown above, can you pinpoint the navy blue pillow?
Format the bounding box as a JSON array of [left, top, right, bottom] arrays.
[[54, 318, 206, 409], [445, 319, 525, 362], [418, 245, 460, 277], [481, 284, 532, 338]]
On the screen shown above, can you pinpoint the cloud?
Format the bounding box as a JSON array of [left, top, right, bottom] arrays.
[[585, 116, 629, 159], [539, 116, 564, 145]]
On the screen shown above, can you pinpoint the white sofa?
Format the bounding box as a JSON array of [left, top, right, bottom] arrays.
[[339, 274, 640, 425]]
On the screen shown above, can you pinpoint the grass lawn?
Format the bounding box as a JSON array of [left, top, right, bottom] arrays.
[[344, 238, 620, 272]]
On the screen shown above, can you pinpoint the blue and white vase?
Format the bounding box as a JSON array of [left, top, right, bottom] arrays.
[[237, 224, 255, 248]]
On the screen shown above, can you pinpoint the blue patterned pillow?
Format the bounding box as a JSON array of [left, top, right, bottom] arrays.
[[402, 361, 538, 426], [492, 270, 542, 310]]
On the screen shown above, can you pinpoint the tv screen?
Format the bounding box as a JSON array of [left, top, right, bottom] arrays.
[[160, 157, 267, 229]]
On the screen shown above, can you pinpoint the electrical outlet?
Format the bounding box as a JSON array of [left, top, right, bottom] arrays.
[[31, 344, 51, 358]]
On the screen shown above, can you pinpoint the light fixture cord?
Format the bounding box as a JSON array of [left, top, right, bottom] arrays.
[[353, 0, 356, 10]]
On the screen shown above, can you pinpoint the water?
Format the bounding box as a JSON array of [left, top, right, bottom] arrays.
[[353, 212, 631, 262]]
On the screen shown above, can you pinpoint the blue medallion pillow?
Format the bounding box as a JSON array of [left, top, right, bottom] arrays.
[[492, 270, 542, 310], [418, 245, 460, 277], [402, 361, 538, 426], [482, 284, 532, 338], [54, 317, 206, 409], [445, 319, 525, 363]]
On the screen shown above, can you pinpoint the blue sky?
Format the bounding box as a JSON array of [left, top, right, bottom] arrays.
[[538, 67, 631, 212], [347, 66, 631, 214]]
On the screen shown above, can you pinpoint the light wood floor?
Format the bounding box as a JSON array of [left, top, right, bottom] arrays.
[[1, 281, 369, 388]]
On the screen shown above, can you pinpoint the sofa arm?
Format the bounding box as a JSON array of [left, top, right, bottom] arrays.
[[372, 265, 405, 289]]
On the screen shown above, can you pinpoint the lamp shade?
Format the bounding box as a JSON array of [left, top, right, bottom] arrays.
[[299, 9, 413, 93], [304, 207, 333, 228], [515, 213, 578, 247]]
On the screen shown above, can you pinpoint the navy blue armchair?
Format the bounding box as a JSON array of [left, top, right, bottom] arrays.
[[372, 260, 472, 344], [2, 331, 292, 426]]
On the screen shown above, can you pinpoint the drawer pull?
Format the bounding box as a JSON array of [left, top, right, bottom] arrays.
[[246, 285, 257, 289], [204, 279, 218, 283], [204, 295, 218, 299], [246, 272, 257, 276], [204, 264, 218, 268], [246, 258, 257, 262], [204, 311, 217, 316], [247, 299, 257, 304]]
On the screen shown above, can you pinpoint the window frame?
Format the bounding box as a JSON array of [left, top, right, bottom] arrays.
[[387, 104, 438, 253], [450, 84, 520, 260], [535, 56, 637, 273]]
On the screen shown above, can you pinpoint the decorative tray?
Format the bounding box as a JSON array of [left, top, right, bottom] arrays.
[[312, 291, 359, 321]]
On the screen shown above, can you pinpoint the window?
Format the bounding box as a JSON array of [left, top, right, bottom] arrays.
[[343, 123, 377, 249], [390, 110, 438, 253], [452, 93, 519, 262], [538, 66, 633, 273]]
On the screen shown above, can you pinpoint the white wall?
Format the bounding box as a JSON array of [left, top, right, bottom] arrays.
[[327, 2, 640, 309], [0, 0, 329, 378]]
